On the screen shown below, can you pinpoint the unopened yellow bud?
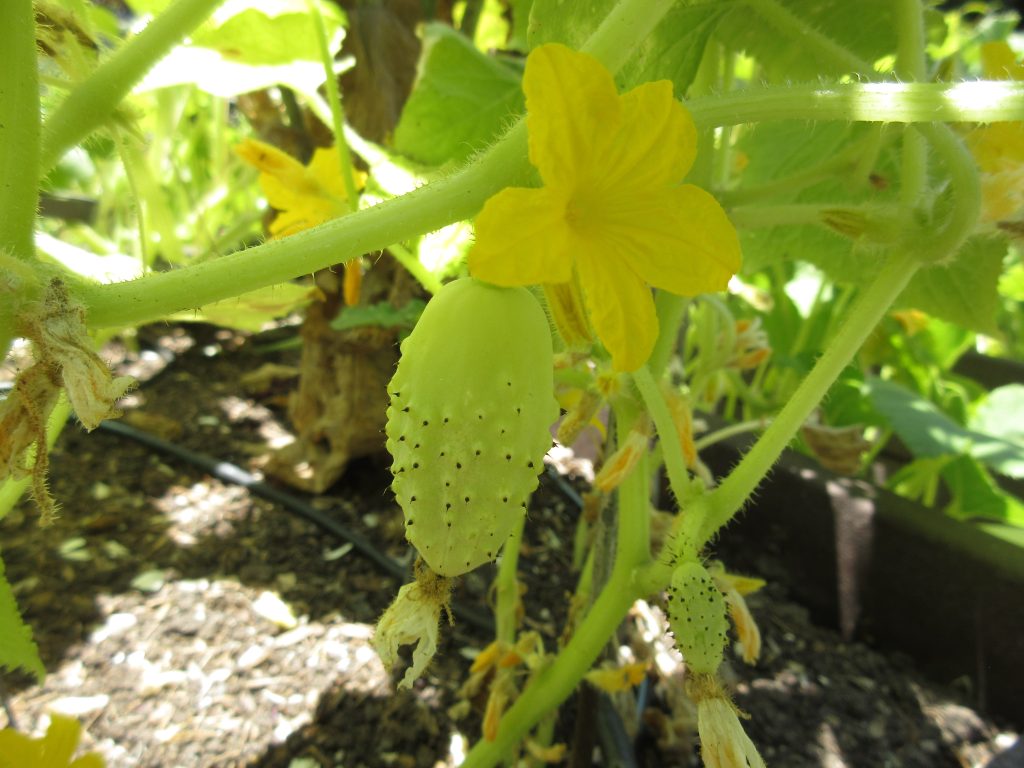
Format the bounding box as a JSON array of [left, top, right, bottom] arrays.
[[235, 139, 306, 186], [483, 685, 510, 741], [342, 260, 362, 307], [544, 276, 592, 350], [556, 389, 602, 446], [661, 384, 698, 469], [525, 740, 567, 763], [594, 423, 650, 493], [585, 661, 648, 692]]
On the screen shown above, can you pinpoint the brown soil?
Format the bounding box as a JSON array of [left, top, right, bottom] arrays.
[[0, 323, 1019, 767]]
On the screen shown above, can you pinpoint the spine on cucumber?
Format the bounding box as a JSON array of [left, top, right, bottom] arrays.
[[385, 277, 558, 577]]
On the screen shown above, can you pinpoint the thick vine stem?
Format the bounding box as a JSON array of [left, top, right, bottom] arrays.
[[39, 0, 223, 174], [687, 80, 1024, 128], [494, 514, 525, 645], [0, 0, 40, 260], [633, 366, 692, 506], [78, 124, 530, 329], [896, 0, 929, 208], [698, 251, 921, 544], [461, 425, 650, 768]]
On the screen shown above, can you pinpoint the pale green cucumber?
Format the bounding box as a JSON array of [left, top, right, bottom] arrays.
[[385, 277, 558, 577]]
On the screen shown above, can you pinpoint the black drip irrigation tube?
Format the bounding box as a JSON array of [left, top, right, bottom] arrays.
[[97, 417, 500, 632]]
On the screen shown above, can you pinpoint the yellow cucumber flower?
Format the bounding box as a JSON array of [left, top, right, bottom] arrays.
[[966, 41, 1024, 223], [0, 715, 105, 768], [469, 44, 741, 372], [236, 139, 364, 238], [236, 140, 366, 304]]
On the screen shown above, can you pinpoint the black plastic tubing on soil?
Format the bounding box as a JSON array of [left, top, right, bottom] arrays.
[[95, 418, 499, 633]]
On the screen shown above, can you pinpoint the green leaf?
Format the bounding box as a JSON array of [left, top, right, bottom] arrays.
[[734, 121, 898, 276], [887, 455, 953, 506], [330, 299, 427, 333], [715, 0, 944, 79], [0, 556, 45, 681], [942, 454, 1024, 526], [866, 377, 1024, 479], [393, 24, 525, 167], [971, 384, 1024, 446], [191, 3, 345, 66], [897, 235, 1007, 336], [527, 0, 726, 93], [1000, 261, 1024, 302], [171, 283, 313, 332]]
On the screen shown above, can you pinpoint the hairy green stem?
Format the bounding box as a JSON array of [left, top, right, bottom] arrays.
[[0, 0, 40, 260], [307, 0, 360, 211], [79, 125, 530, 328], [699, 251, 920, 543], [39, 0, 222, 173], [687, 80, 1024, 127], [495, 514, 525, 645], [633, 366, 692, 505], [693, 418, 771, 452], [743, 0, 874, 74], [463, 428, 649, 767], [896, 0, 928, 206], [913, 123, 981, 261], [580, 0, 678, 72]]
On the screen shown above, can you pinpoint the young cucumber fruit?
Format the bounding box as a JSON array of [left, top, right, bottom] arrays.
[[385, 277, 558, 577], [667, 560, 730, 675]]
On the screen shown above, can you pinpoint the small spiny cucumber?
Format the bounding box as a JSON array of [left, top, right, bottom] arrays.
[[385, 278, 558, 577], [667, 560, 729, 676]]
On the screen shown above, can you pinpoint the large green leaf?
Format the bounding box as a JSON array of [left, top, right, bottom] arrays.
[[715, 0, 944, 79], [331, 299, 426, 334], [527, 0, 726, 92], [897, 236, 1007, 337], [866, 377, 1024, 479], [971, 384, 1024, 445], [734, 121, 897, 276], [942, 454, 1024, 526], [393, 24, 524, 167], [0, 557, 45, 681]]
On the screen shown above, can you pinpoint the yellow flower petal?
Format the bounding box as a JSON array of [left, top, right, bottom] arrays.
[[523, 43, 621, 189], [470, 186, 573, 285], [597, 185, 741, 297], [595, 80, 697, 192], [307, 146, 347, 200], [235, 139, 306, 183], [576, 252, 657, 372], [981, 41, 1024, 81], [0, 730, 43, 767], [585, 661, 648, 692]]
